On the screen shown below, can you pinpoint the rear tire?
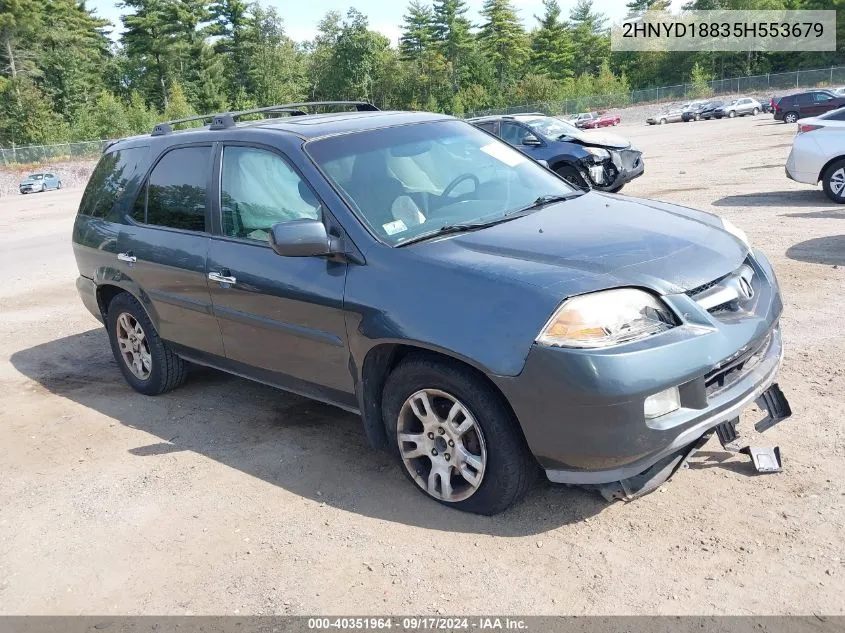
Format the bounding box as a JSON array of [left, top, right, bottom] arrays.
[[784, 111, 798, 124], [106, 292, 187, 395], [822, 158, 845, 204], [659, 118, 666, 125], [752, 107, 759, 116], [382, 355, 537, 515], [728, 110, 736, 118]]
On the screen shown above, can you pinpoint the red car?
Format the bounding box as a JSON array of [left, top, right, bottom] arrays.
[[574, 111, 621, 129]]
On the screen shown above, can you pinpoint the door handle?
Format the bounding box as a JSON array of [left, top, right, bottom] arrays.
[[117, 252, 136, 263], [208, 271, 237, 285]]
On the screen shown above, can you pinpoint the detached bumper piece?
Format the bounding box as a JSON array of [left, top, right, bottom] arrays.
[[597, 382, 792, 500], [714, 382, 791, 474]]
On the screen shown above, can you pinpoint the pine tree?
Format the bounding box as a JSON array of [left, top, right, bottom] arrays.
[[400, 2, 435, 61], [626, 0, 671, 16], [431, 0, 473, 89], [479, 0, 528, 88], [568, 0, 610, 77], [530, 0, 573, 79]]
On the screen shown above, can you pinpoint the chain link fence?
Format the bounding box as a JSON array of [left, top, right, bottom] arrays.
[[0, 139, 111, 166], [467, 65, 845, 118]]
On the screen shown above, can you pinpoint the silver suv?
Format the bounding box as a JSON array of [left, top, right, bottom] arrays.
[[715, 98, 762, 119]]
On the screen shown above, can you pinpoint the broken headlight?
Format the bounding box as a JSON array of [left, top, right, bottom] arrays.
[[582, 146, 610, 161], [537, 288, 677, 349]]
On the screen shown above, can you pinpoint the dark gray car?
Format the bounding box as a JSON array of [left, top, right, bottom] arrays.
[[72, 102, 792, 515]]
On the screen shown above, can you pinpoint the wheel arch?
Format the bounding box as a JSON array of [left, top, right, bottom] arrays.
[[817, 154, 845, 184], [357, 342, 525, 452], [95, 281, 159, 331]]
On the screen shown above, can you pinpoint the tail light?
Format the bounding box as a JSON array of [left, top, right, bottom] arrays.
[[798, 124, 823, 133]]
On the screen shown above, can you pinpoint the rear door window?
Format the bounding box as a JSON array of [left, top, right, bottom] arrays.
[[133, 146, 212, 232], [78, 146, 150, 218], [796, 93, 814, 105]]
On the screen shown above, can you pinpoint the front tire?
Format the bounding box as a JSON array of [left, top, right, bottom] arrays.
[[555, 164, 590, 191], [106, 292, 187, 395], [822, 159, 845, 204], [659, 118, 666, 125], [382, 356, 537, 515]]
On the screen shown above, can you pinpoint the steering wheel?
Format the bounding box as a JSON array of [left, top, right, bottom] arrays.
[[441, 173, 480, 200]]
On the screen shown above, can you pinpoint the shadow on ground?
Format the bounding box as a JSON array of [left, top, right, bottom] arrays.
[[10, 330, 608, 535], [782, 209, 845, 220], [786, 235, 845, 266], [713, 190, 834, 208]]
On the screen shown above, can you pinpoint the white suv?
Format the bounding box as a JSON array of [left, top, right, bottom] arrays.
[[785, 106, 845, 202]]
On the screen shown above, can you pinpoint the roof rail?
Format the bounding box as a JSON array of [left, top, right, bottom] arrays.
[[150, 101, 380, 136]]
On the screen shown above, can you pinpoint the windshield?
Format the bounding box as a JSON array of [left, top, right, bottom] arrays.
[[28, 174, 44, 180], [307, 120, 575, 246], [523, 116, 580, 138]]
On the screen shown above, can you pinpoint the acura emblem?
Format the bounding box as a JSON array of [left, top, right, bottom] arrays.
[[738, 276, 754, 300]]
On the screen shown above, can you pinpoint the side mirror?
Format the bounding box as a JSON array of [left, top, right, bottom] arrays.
[[268, 219, 336, 257], [522, 133, 542, 146]]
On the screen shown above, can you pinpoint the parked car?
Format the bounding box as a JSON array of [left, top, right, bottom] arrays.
[[19, 172, 62, 194], [73, 101, 792, 514], [774, 90, 845, 123], [785, 106, 845, 202], [647, 106, 684, 125], [573, 111, 620, 129], [469, 113, 643, 192], [695, 100, 725, 120], [761, 97, 779, 114], [714, 97, 762, 118], [682, 101, 717, 122], [831, 87, 845, 96]]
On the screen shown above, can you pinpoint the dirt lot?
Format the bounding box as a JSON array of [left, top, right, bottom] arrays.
[[0, 115, 843, 616]]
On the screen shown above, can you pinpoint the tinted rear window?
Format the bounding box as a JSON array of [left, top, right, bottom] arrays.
[[78, 146, 149, 218], [134, 146, 211, 232]]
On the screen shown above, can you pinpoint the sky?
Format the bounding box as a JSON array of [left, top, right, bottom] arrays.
[[86, 0, 685, 45]]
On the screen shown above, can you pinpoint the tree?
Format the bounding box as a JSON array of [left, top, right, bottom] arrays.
[[162, 80, 197, 127], [245, 4, 305, 106], [568, 0, 610, 77], [331, 9, 390, 102], [209, 0, 251, 99], [688, 61, 713, 97], [479, 0, 528, 88], [120, 0, 182, 108], [431, 0, 473, 89], [0, 77, 63, 146], [399, 1, 434, 61], [529, 0, 573, 79], [626, 0, 671, 16]]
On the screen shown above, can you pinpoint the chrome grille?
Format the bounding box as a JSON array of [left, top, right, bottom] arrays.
[[687, 261, 756, 315]]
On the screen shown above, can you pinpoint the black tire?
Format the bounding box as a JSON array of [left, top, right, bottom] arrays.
[[822, 158, 845, 204], [695, 114, 701, 121], [554, 164, 590, 191], [659, 118, 666, 125], [382, 355, 537, 515], [606, 184, 624, 193], [106, 292, 187, 395], [752, 107, 759, 116], [728, 110, 736, 118], [784, 111, 798, 124], [57, 181, 62, 189]]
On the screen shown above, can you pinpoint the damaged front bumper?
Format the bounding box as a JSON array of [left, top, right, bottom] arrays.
[[581, 148, 644, 191]]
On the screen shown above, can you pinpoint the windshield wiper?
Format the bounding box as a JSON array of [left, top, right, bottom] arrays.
[[514, 192, 584, 214], [397, 193, 582, 247]]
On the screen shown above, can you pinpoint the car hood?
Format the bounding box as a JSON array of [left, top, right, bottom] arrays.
[[411, 193, 747, 296], [20, 178, 39, 184], [561, 129, 630, 149]]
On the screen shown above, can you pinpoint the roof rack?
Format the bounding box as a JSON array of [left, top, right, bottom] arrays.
[[150, 101, 380, 136]]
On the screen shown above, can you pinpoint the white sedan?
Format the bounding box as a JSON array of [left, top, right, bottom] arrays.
[[785, 106, 845, 202]]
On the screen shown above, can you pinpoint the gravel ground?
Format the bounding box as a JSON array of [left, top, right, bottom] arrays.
[[0, 114, 843, 616]]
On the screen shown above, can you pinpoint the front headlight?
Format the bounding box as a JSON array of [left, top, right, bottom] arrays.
[[583, 146, 610, 161], [537, 288, 677, 349], [720, 217, 750, 249]]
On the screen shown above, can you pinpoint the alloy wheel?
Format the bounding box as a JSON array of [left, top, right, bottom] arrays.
[[829, 168, 845, 198], [396, 389, 487, 502], [115, 312, 152, 380], [785, 112, 798, 123]]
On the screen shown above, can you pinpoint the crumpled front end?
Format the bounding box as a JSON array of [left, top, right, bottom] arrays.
[[492, 247, 792, 498]]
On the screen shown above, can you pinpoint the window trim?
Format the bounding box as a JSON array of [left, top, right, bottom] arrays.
[[211, 140, 332, 249], [126, 142, 216, 236]]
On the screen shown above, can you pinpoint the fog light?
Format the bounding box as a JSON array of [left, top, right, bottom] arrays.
[[644, 386, 681, 419]]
